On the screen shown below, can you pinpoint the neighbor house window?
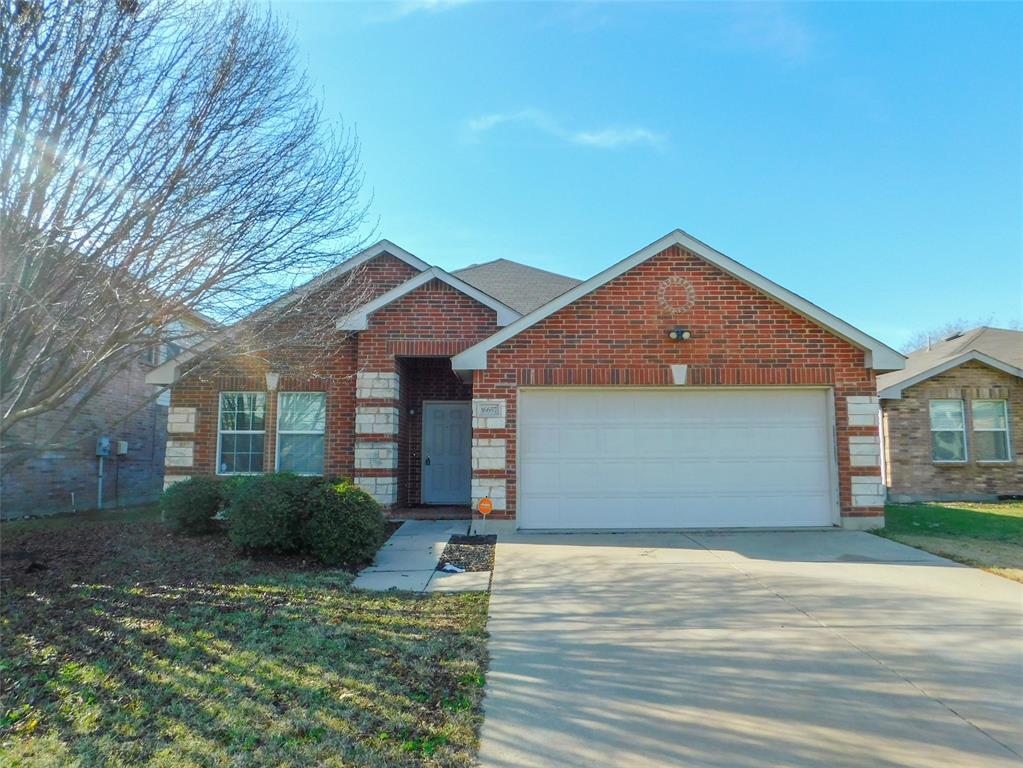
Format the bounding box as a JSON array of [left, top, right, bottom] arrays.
[[929, 399, 967, 463], [972, 399, 1010, 462], [218, 392, 267, 474], [276, 392, 325, 475]]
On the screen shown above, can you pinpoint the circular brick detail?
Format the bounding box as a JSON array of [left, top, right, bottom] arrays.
[[657, 276, 696, 314]]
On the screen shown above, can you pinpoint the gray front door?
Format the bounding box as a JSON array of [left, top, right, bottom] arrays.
[[422, 401, 471, 504]]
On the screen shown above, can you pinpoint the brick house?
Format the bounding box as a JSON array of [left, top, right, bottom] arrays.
[[0, 314, 209, 518], [878, 327, 1023, 502], [148, 230, 905, 530]]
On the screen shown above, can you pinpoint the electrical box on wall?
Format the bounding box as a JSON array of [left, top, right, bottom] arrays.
[[96, 437, 111, 457], [116, 440, 128, 456]]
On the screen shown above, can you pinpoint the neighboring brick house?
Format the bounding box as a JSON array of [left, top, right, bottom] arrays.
[[149, 231, 905, 531], [878, 327, 1023, 502], [1, 314, 212, 518]]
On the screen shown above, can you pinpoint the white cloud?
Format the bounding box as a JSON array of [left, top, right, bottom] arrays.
[[368, 0, 474, 23], [726, 4, 814, 62], [466, 108, 664, 149]]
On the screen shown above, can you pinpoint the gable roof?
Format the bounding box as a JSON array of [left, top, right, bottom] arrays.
[[146, 239, 430, 385], [451, 229, 906, 373], [453, 259, 581, 314], [336, 267, 520, 330], [878, 327, 1023, 399]]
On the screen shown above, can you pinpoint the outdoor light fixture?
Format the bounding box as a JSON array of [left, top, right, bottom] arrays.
[[265, 371, 281, 391], [668, 327, 692, 341]]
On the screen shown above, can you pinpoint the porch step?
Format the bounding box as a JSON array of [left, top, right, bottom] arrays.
[[390, 506, 473, 521]]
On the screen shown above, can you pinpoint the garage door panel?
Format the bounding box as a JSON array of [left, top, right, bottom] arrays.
[[518, 389, 835, 529]]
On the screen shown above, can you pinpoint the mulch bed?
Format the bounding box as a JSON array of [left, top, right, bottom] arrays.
[[437, 535, 496, 572]]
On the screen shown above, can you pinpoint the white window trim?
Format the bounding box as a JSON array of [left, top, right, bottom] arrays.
[[929, 399, 968, 464], [216, 391, 267, 476], [275, 392, 326, 476], [972, 399, 1012, 464]]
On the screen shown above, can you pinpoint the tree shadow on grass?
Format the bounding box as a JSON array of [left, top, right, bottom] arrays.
[[1, 522, 489, 768]]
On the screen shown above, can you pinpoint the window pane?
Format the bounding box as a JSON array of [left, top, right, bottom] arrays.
[[972, 400, 1008, 431], [278, 434, 324, 475], [975, 431, 1009, 462], [929, 400, 964, 430], [932, 431, 966, 462], [279, 393, 326, 432], [249, 394, 266, 431]]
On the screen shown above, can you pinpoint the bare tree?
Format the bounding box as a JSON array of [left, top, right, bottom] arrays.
[[0, 0, 370, 454]]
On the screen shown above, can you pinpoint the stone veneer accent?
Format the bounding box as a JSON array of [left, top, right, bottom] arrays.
[[354, 441, 398, 470], [355, 476, 397, 506], [471, 477, 506, 511], [163, 475, 191, 490], [851, 476, 886, 507], [846, 395, 879, 427], [356, 371, 400, 400], [472, 398, 506, 430], [167, 406, 196, 433], [472, 438, 506, 470], [849, 435, 881, 468], [165, 440, 194, 468], [355, 406, 400, 435]]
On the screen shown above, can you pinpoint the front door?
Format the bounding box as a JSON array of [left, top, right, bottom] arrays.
[[422, 401, 471, 504]]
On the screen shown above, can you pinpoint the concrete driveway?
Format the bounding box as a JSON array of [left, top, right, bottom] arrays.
[[478, 530, 1023, 767]]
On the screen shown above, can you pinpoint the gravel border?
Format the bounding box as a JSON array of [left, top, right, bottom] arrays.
[[437, 534, 496, 572]]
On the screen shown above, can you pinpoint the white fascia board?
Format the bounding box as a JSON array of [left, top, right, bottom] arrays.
[[336, 267, 520, 331], [452, 229, 907, 373], [878, 351, 1023, 400]]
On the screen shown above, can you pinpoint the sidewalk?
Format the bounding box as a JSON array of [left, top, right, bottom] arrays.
[[352, 519, 492, 592]]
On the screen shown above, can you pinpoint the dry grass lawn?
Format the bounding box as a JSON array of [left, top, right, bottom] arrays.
[[1, 507, 489, 767], [878, 501, 1023, 583]]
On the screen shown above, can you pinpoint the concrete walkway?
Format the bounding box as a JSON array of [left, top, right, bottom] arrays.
[[352, 519, 491, 592], [479, 530, 1023, 768]]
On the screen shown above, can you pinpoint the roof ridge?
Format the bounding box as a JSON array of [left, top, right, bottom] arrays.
[[453, 257, 579, 282]]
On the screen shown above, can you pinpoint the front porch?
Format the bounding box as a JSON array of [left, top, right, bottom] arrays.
[[355, 356, 475, 511]]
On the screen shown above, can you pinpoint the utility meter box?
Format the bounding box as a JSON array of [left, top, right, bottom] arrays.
[[96, 436, 112, 457], [116, 440, 129, 456]]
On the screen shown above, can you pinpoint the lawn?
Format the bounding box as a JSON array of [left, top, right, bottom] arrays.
[[877, 500, 1023, 582], [0, 507, 489, 767]]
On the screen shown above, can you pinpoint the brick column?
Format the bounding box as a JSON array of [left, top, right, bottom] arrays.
[[353, 371, 400, 507]]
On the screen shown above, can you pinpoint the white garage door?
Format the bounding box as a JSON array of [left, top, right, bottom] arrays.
[[518, 388, 835, 529]]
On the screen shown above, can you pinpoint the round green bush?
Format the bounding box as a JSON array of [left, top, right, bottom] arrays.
[[303, 480, 386, 567], [160, 476, 223, 534], [227, 473, 317, 553]]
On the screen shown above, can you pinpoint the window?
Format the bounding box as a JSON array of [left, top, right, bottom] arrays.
[[276, 392, 325, 475], [972, 400, 1011, 462], [929, 399, 967, 463], [218, 392, 266, 474]]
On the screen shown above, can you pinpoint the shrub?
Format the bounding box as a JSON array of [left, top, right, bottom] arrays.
[[227, 473, 318, 553], [303, 480, 386, 566], [161, 476, 223, 534]]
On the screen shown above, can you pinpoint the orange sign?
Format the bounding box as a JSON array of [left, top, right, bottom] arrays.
[[477, 497, 493, 516]]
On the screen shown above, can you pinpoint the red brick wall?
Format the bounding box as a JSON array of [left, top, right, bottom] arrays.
[[473, 244, 880, 521]]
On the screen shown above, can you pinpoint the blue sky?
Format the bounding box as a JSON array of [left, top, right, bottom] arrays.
[[276, 1, 1022, 350]]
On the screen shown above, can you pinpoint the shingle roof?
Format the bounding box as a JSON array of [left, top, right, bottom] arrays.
[[877, 327, 1023, 394], [452, 258, 581, 314]]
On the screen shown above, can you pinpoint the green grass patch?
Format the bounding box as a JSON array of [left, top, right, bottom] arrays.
[[880, 501, 1023, 542], [1, 513, 489, 767]]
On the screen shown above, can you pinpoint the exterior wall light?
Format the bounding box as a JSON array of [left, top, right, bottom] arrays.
[[265, 371, 281, 391], [668, 327, 692, 341]]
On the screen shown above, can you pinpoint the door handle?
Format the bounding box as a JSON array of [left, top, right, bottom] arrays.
[[424, 456, 431, 466]]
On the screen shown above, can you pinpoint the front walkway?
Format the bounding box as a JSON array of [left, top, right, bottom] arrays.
[[353, 520, 491, 592], [478, 530, 1023, 767]]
